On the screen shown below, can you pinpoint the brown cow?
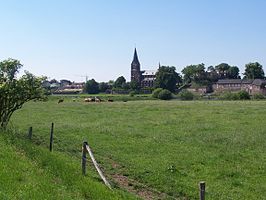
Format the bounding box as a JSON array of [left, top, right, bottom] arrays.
[[58, 99, 64, 104]]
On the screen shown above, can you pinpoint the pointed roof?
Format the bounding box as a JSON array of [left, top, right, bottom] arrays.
[[132, 48, 140, 65]]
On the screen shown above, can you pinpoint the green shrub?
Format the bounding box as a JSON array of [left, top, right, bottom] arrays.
[[158, 89, 172, 100], [222, 92, 239, 100], [221, 91, 250, 100], [152, 88, 163, 98], [180, 90, 194, 100], [129, 91, 137, 97], [253, 93, 265, 100], [238, 90, 250, 100]]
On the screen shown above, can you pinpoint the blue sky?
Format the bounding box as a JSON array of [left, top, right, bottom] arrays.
[[0, 0, 265, 82]]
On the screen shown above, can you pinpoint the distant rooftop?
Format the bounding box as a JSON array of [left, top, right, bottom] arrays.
[[142, 70, 157, 76]]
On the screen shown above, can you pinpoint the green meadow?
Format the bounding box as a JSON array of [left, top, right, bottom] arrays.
[[3, 97, 266, 199]]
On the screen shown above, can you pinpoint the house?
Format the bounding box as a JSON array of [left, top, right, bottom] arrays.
[[213, 79, 266, 95], [53, 82, 85, 94]]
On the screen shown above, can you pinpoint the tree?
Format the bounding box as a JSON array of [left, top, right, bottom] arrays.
[[99, 82, 109, 93], [227, 66, 240, 79], [155, 66, 181, 92], [0, 59, 45, 129], [49, 79, 58, 84], [181, 64, 206, 84], [129, 80, 140, 91], [85, 79, 99, 94], [206, 66, 219, 83], [114, 76, 126, 88], [244, 62, 265, 79], [215, 63, 230, 79], [122, 82, 130, 90]]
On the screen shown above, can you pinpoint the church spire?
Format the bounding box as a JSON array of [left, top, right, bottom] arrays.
[[132, 48, 140, 65], [131, 48, 141, 83]]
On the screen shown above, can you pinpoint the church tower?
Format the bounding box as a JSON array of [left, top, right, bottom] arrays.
[[131, 48, 142, 83]]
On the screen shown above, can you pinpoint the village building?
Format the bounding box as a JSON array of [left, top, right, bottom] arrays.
[[131, 48, 157, 88], [213, 79, 266, 95]]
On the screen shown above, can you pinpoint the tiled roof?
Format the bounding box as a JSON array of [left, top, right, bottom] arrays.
[[216, 79, 242, 84], [252, 79, 266, 86], [216, 79, 266, 86]]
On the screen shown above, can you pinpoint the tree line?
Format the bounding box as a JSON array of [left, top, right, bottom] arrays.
[[85, 62, 265, 94]]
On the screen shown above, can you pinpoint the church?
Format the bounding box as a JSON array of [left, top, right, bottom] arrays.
[[131, 48, 158, 88]]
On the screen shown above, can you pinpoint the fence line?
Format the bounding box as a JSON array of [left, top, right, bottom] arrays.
[[25, 125, 206, 198], [84, 142, 112, 190]]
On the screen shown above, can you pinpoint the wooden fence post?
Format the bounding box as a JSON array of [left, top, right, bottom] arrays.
[[82, 141, 88, 175], [49, 123, 54, 152], [28, 127, 33, 140], [199, 181, 205, 200]]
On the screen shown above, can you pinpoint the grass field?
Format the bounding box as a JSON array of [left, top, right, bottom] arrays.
[[5, 98, 266, 199]]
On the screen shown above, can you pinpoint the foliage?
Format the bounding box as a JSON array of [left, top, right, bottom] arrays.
[[130, 80, 140, 91], [155, 66, 181, 92], [221, 91, 250, 100], [252, 93, 265, 100], [207, 66, 219, 83], [215, 63, 230, 79], [0, 58, 45, 129], [99, 82, 109, 93], [157, 89, 172, 100], [214, 63, 240, 79], [182, 63, 206, 84], [85, 79, 99, 94], [221, 92, 239, 100], [152, 88, 163, 98], [238, 90, 250, 100], [227, 66, 240, 79], [179, 89, 194, 100], [243, 62, 265, 79], [114, 76, 126, 88], [129, 91, 137, 97], [121, 82, 130, 90]]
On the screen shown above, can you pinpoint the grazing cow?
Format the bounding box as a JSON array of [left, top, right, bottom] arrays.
[[95, 97, 102, 102], [84, 98, 94, 102], [107, 99, 114, 102], [58, 99, 64, 104]]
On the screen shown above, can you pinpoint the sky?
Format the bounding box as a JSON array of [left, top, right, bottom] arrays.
[[0, 0, 266, 82]]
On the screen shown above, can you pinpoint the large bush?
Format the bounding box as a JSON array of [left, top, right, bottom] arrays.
[[152, 88, 163, 98], [238, 90, 250, 100], [129, 91, 137, 97], [180, 90, 194, 100], [222, 92, 239, 100], [158, 89, 172, 100], [0, 59, 45, 129], [221, 91, 250, 100]]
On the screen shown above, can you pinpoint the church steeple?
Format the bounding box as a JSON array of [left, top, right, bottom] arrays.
[[131, 48, 141, 83], [132, 48, 140, 66]]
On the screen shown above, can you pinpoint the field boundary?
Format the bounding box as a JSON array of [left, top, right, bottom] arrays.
[[82, 141, 112, 190]]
